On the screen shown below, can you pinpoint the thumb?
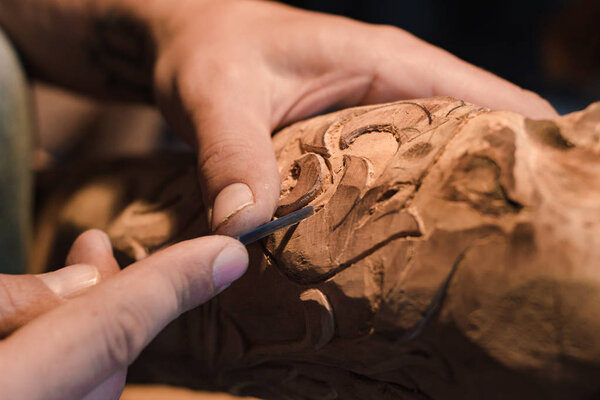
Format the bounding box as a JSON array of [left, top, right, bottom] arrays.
[[193, 91, 280, 236], [0, 230, 116, 337], [0, 236, 248, 400]]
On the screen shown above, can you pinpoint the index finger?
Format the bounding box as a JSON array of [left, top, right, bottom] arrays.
[[359, 26, 558, 119], [276, 17, 557, 122]]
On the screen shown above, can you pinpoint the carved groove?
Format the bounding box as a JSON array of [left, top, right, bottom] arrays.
[[277, 153, 329, 216]]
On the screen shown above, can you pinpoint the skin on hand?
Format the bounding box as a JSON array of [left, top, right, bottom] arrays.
[[150, 0, 558, 235], [0, 1, 559, 398], [0, 230, 248, 400], [0, 0, 558, 238]]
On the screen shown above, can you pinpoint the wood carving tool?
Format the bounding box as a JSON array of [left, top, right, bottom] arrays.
[[236, 206, 314, 245]]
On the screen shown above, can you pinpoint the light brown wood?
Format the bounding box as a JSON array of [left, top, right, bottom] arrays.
[[35, 97, 600, 399], [121, 385, 258, 400]]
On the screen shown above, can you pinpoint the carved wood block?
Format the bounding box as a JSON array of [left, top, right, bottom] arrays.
[[35, 97, 600, 399]]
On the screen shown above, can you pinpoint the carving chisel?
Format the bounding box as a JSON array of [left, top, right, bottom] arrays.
[[236, 206, 314, 245]]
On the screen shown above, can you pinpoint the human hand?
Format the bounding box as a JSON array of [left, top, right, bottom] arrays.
[[151, 0, 557, 236], [0, 0, 557, 236], [0, 230, 248, 400]]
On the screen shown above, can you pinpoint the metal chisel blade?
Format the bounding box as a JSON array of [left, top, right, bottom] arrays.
[[236, 206, 314, 245]]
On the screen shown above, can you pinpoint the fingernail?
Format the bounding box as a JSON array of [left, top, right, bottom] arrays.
[[212, 245, 249, 290], [211, 183, 255, 231], [36, 264, 100, 299]]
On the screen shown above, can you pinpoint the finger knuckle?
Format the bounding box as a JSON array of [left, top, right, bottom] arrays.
[[371, 24, 422, 54], [168, 253, 217, 311], [373, 24, 404, 41], [162, 265, 194, 312], [197, 137, 255, 180], [177, 61, 244, 106], [99, 303, 151, 368]]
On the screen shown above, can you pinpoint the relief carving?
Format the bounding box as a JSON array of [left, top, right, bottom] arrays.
[[35, 97, 600, 399]]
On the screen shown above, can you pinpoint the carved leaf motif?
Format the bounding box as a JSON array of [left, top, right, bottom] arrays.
[[277, 153, 330, 216]]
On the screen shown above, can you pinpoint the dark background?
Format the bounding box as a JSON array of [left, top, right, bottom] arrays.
[[280, 0, 599, 114]]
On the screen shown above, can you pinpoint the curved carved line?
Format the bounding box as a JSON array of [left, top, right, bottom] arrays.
[[263, 227, 422, 286], [339, 124, 399, 150], [277, 153, 329, 216], [299, 288, 335, 349], [397, 101, 433, 125], [394, 250, 465, 345], [445, 100, 466, 117]]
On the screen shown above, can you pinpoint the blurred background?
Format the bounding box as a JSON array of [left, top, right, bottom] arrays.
[[33, 0, 599, 168]]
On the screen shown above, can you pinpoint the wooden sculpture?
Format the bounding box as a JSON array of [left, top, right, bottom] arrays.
[[34, 97, 600, 399]]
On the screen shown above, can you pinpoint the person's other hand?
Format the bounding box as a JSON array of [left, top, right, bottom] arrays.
[[151, 0, 558, 236], [0, 230, 248, 400]]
